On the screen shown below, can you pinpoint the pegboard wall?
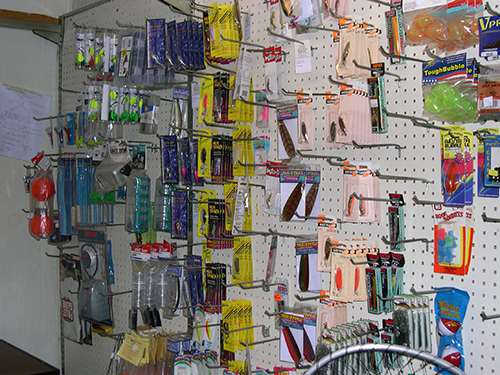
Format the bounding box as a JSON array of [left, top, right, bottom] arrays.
[[58, 0, 500, 373]]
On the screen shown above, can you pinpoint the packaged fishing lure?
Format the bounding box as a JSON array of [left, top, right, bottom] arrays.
[[171, 190, 188, 240], [329, 246, 351, 303], [178, 137, 192, 185], [441, 129, 465, 206], [317, 221, 337, 272], [388, 193, 405, 251], [342, 168, 379, 223], [297, 94, 314, 151], [296, 239, 321, 293], [264, 161, 286, 216], [325, 93, 341, 149], [477, 128, 499, 197], [277, 105, 299, 161], [280, 312, 304, 364], [197, 190, 216, 238], [252, 136, 270, 175], [160, 135, 179, 184], [434, 287, 469, 374], [280, 169, 306, 222], [385, 0, 405, 65]]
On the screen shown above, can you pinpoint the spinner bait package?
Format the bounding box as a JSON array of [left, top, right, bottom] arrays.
[[264, 161, 286, 216], [316, 220, 337, 272], [325, 93, 341, 149], [171, 190, 188, 240], [297, 94, 314, 151], [160, 135, 179, 184], [434, 287, 469, 374], [388, 193, 405, 251], [342, 168, 380, 223], [146, 19, 166, 69]]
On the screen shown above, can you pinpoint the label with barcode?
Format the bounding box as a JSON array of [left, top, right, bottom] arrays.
[[479, 97, 500, 109]]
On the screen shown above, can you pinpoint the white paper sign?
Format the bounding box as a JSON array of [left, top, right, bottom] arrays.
[[0, 83, 52, 161], [295, 39, 312, 74]]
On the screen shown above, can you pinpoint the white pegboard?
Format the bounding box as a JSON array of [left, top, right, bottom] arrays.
[[58, 0, 500, 374]]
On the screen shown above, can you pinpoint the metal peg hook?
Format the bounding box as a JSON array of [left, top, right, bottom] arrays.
[[175, 242, 205, 248], [352, 140, 406, 158], [326, 159, 358, 168], [190, 322, 222, 329], [375, 169, 433, 185], [379, 46, 426, 63], [222, 178, 265, 189], [352, 192, 400, 203], [424, 46, 444, 61], [239, 96, 277, 109], [202, 119, 235, 130], [221, 324, 267, 335], [115, 20, 145, 28], [268, 228, 309, 240], [329, 9, 351, 19], [282, 88, 311, 96], [158, 1, 204, 19], [377, 293, 405, 302], [267, 27, 304, 44], [350, 258, 377, 265], [204, 58, 236, 73], [328, 76, 353, 87], [480, 311, 500, 321], [367, 0, 392, 6], [99, 290, 133, 297], [293, 212, 335, 221], [297, 150, 346, 161], [409, 286, 454, 295], [264, 310, 281, 316], [381, 236, 432, 252], [352, 59, 405, 82], [482, 213, 500, 223], [295, 293, 329, 301], [485, 2, 500, 17], [220, 35, 265, 49], [412, 195, 444, 206], [241, 337, 280, 346], [291, 20, 338, 33]]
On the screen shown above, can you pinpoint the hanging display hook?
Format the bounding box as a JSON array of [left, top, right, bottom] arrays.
[[220, 35, 265, 49], [381, 235, 433, 252], [482, 212, 500, 223], [375, 170, 434, 185], [480, 311, 500, 321], [267, 27, 304, 44], [328, 76, 353, 87], [412, 195, 444, 206], [409, 286, 455, 295], [295, 293, 329, 301], [352, 59, 405, 81], [379, 46, 426, 63], [297, 150, 346, 161], [424, 46, 445, 61]]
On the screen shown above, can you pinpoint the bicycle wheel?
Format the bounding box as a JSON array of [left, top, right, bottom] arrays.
[[305, 343, 466, 375]]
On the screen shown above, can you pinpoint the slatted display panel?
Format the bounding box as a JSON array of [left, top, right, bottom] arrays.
[[59, 0, 500, 373]]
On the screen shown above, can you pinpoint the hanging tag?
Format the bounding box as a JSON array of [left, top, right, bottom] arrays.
[[294, 39, 312, 74]]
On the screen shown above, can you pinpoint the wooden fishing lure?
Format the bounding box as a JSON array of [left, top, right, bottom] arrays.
[[283, 326, 302, 364], [305, 183, 319, 218], [299, 253, 309, 292], [323, 237, 333, 267], [281, 182, 304, 221], [278, 120, 297, 160], [341, 41, 351, 67]]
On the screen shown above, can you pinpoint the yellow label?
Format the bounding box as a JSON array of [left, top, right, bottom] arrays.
[[117, 333, 147, 366]]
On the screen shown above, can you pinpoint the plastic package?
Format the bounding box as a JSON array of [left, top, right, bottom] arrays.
[[139, 93, 160, 134], [434, 287, 469, 374], [130, 244, 151, 311], [124, 169, 151, 233], [422, 53, 476, 123], [404, 6, 479, 53], [28, 167, 55, 240], [153, 177, 172, 232]]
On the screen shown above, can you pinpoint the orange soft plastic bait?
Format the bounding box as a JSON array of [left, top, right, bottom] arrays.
[[407, 26, 425, 42], [413, 13, 434, 29]]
